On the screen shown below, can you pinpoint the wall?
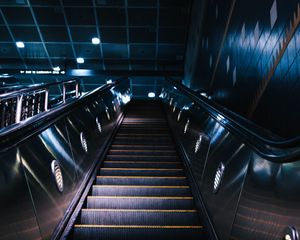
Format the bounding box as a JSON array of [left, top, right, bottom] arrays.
[[185, 0, 300, 138]]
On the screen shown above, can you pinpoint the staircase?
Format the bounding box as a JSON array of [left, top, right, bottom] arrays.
[[72, 100, 205, 240]]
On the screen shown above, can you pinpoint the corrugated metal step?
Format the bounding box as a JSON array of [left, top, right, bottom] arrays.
[[86, 196, 196, 209], [102, 161, 182, 168], [113, 138, 173, 145], [73, 225, 204, 240], [99, 168, 185, 176], [105, 155, 178, 161], [80, 209, 200, 225], [108, 149, 177, 156], [110, 144, 176, 150], [96, 176, 188, 186], [91, 185, 191, 196]]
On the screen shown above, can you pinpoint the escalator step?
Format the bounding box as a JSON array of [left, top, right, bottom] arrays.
[[110, 144, 176, 150], [102, 161, 182, 168], [91, 185, 191, 196], [71, 100, 205, 240], [96, 176, 188, 186], [113, 138, 173, 145], [105, 155, 178, 161], [80, 209, 200, 225], [99, 168, 185, 176], [108, 149, 177, 156], [73, 225, 204, 240], [86, 196, 195, 209]]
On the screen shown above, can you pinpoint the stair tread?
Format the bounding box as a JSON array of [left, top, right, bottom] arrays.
[[74, 224, 203, 228], [72, 100, 204, 240]]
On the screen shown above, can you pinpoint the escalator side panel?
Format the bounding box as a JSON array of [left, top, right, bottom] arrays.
[[0, 148, 41, 240]]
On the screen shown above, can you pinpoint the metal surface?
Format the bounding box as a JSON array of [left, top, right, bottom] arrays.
[[0, 78, 80, 129], [0, 148, 41, 240], [162, 79, 300, 240], [168, 78, 300, 162], [0, 78, 130, 239]]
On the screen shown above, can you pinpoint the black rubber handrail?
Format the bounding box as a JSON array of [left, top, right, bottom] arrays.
[[167, 78, 300, 162]]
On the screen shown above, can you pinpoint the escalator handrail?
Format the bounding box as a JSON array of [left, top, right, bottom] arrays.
[[0, 77, 128, 151], [167, 78, 300, 162]]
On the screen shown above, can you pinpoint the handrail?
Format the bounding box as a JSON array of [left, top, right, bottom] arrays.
[[0, 77, 129, 151], [0, 78, 80, 127], [0, 78, 79, 101], [167, 78, 300, 162]]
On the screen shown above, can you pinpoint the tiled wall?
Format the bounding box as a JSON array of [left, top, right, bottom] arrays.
[[185, 0, 300, 138]]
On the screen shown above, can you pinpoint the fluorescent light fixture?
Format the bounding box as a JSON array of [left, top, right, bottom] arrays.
[[106, 79, 113, 84], [92, 37, 100, 45], [16, 41, 25, 48], [53, 66, 60, 71], [76, 57, 84, 64], [148, 92, 155, 98]]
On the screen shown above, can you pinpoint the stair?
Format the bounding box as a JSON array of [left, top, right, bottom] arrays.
[[72, 100, 205, 240]]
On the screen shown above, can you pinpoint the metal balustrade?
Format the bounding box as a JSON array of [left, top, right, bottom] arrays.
[[0, 78, 80, 128]]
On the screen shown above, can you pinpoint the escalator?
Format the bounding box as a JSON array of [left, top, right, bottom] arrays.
[[71, 100, 206, 240]]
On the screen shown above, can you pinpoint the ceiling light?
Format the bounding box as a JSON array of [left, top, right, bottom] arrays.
[[106, 79, 112, 84], [92, 37, 100, 45], [76, 57, 84, 64], [53, 66, 60, 71], [16, 41, 25, 48], [148, 92, 155, 98]]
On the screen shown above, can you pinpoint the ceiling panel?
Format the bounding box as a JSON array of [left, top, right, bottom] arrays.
[[65, 7, 95, 25], [97, 8, 126, 26], [0, 0, 192, 74], [0, 26, 11, 41], [128, 8, 156, 27], [34, 7, 65, 25], [102, 43, 128, 59], [128, 0, 157, 7], [129, 27, 156, 43], [159, 28, 185, 43], [19, 43, 48, 58], [158, 45, 184, 59], [100, 27, 127, 43], [2, 7, 34, 24], [62, 0, 93, 6], [74, 43, 100, 59], [160, 8, 188, 27], [130, 44, 156, 59], [95, 0, 124, 7], [11, 26, 41, 42], [46, 43, 74, 58], [30, 0, 60, 6], [0, 43, 19, 58], [70, 26, 97, 42], [40, 26, 70, 42]]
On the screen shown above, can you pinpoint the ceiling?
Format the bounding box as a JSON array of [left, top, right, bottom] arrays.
[[0, 0, 192, 73]]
